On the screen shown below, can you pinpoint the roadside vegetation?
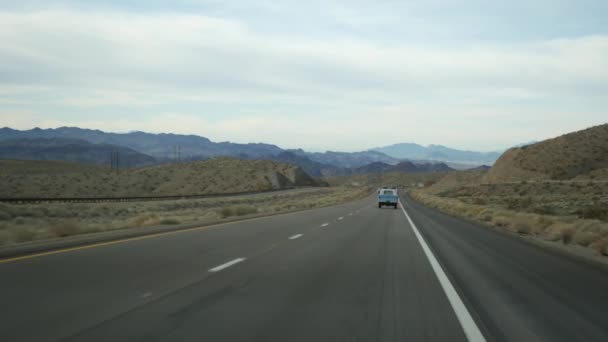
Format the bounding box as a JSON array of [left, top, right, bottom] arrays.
[[412, 190, 608, 257], [0, 187, 369, 246], [412, 124, 608, 260]]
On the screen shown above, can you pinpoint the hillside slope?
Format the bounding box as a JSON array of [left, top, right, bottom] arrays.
[[0, 158, 324, 198], [484, 124, 608, 182]]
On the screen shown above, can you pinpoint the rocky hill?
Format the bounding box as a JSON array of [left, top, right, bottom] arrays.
[[268, 151, 346, 177], [484, 124, 608, 182], [0, 158, 325, 198]]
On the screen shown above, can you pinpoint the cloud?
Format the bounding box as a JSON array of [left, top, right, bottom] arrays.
[[0, 8, 607, 150]]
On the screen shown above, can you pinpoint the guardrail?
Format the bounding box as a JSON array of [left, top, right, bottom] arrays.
[[0, 187, 299, 204]]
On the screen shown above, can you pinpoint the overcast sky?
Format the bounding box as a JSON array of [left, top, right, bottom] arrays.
[[1, 1, 607, 152]]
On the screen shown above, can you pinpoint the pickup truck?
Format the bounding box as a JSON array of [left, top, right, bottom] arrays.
[[378, 189, 399, 209]]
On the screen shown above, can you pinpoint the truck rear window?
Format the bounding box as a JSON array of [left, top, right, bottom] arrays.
[[383, 190, 395, 195]]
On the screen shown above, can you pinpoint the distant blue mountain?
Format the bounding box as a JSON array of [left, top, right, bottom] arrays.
[[0, 126, 478, 173], [0, 137, 157, 168], [0, 127, 401, 170], [372, 142, 501, 165], [0, 127, 282, 160]]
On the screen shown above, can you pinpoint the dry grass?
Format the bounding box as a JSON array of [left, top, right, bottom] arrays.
[[434, 180, 608, 220], [11, 227, 36, 243], [0, 229, 10, 246], [413, 191, 608, 256], [572, 231, 597, 247], [0, 186, 369, 246]]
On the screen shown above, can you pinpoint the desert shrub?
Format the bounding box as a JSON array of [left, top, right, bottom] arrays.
[[492, 216, 511, 228], [16, 208, 43, 218], [0, 210, 11, 221], [533, 205, 556, 215], [561, 227, 575, 244], [594, 240, 608, 256], [219, 207, 234, 218], [12, 228, 36, 243], [577, 205, 608, 221], [234, 205, 258, 216], [544, 222, 571, 241], [0, 230, 10, 245], [472, 197, 487, 205], [50, 220, 81, 237], [160, 218, 180, 225], [514, 221, 532, 235], [129, 215, 147, 227]]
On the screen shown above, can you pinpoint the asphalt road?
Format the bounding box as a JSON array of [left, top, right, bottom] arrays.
[[1, 194, 608, 341]]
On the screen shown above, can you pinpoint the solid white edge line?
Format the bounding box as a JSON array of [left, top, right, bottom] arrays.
[[399, 201, 486, 342], [289, 234, 303, 240], [208, 258, 246, 272]]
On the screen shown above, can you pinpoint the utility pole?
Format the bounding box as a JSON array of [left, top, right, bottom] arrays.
[[110, 148, 119, 175]]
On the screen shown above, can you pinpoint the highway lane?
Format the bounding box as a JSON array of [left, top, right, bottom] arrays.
[[1, 194, 608, 341], [403, 194, 608, 342]]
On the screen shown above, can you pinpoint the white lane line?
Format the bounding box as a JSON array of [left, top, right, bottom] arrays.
[[399, 201, 486, 342], [321, 223, 329, 227], [338, 217, 344, 220], [348, 212, 353, 216], [289, 234, 303, 240], [209, 258, 246, 272], [140, 292, 152, 299]]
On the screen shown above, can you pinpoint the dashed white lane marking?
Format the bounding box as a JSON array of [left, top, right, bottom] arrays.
[[399, 201, 486, 342], [140, 292, 152, 299], [321, 223, 329, 227], [209, 258, 246, 272], [338, 217, 344, 220], [348, 213, 353, 216], [289, 234, 303, 240]]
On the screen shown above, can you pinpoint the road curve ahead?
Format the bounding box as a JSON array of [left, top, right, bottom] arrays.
[[1, 194, 608, 342]]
